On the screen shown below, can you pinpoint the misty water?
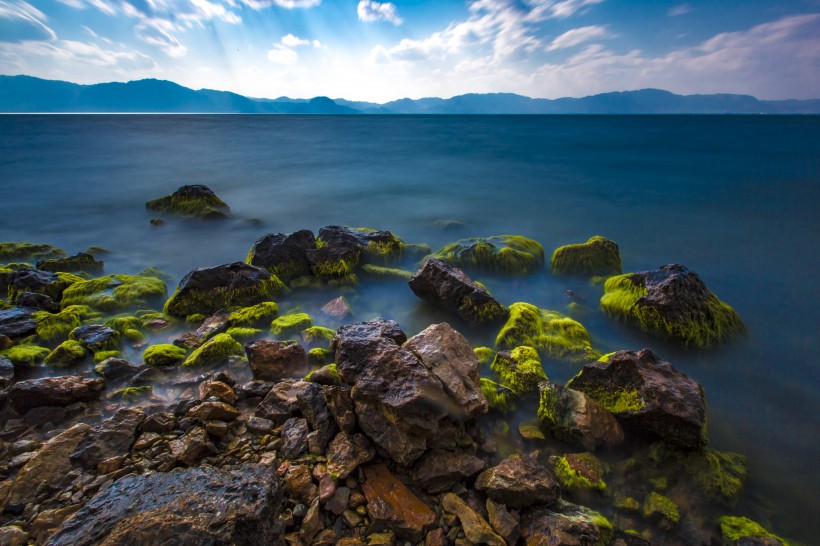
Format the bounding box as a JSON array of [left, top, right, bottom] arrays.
[[1, 114, 818, 541]]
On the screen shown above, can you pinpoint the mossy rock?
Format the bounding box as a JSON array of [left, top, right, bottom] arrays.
[[37, 252, 104, 274], [44, 339, 87, 367], [225, 326, 262, 341], [600, 264, 745, 349], [246, 230, 316, 283], [93, 350, 120, 363], [480, 378, 515, 413], [137, 267, 174, 284], [0, 344, 50, 365], [642, 492, 680, 528], [308, 347, 333, 366], [301, 326, 336, 348], [6, 268, 83, 302], [146, 184, 231, 220], [182, 332, 243, 367], [271, 313, 313, 337], [143, 343, 188, 367], [305, 362, 341, 384], [33, 305, 94, 345], [491, 345, 547, 394], [0, 242, 65, 262], [432, 235, 545, 275], [550, 236, 622, 276], [551, 453, 607, 492], [474, 346, 495, 366], [496, 302, 601, 364], [61, 274, 167, 312], [227, 301, 279, 327], [360, 264, 413, 281], [718, 516, 789, 545], [684, 448, 748, 506], [110, 385, 153, 399]]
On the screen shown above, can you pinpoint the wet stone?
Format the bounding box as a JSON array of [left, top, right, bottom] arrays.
[[246, 340, 309, 382], [326, 432, 376, 480], [285, 464, 318, 505], [362, 463, 436, 540], [169, 426, 208, 466], [475, 453, 560, 509], [247, 415, 274, 434], [281, 417, 310, 459], [140, 412, 176, 433], [188, 401, 240, 422], [71, 407, 145, 470]]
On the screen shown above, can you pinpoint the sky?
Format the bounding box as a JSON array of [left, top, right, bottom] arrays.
[[0, 0, 818, 102]]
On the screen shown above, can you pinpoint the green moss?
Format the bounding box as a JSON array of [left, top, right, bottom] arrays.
[[685, 449, 748, 506], [44, 340, 87, 367], [227, 301, 279, 327], [103, 314, 146, 343], [143, 343, 188, 367], [432, 235, 545, 275], [301, 326, 336, 348], [182, 332, 243, 367], [480, 378, 514, 413], [360, 264, 413, 281], [552, 454, 607, 492], [311, 253, 356, 278], [614, 494, 641, 512], [474, 346, 495, 366], [138, 266, 173, 284], [491, 345, 547, 393], [403, 243, 432, 260], [495, 302, 601, 364], [62, 274, 167, 312], [642, 492, 679, 526], [305, 362, 340, 383], [271, 313, 313, 337], [357, 229, 405, 264], [110, 385, 153, 399], [93, 350, 120, 362], [650, 476, 668, 491], [137, 311, 177, 330], [37, 253, 103, 274], [164, 275, 283, 317], [308, 347, 333, 366], [327, 274, 358, 288], [33, 305, 93, 345], [288, 275, 324, 290], [0, 242, 65, 262], [225, 326, 262, 341], [146, 185, 230, 219], [1, 344, 50, 365], [583, 508, 614, 546], [566, 379, 645, 414], [550, 236, 622, 276], [718, 516, 788, 544]]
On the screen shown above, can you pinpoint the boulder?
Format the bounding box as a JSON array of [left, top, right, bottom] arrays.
[[71, 408, 145, 470], [718, 516, 788, 545], [143, 343, 187, 367], [442, 493, 505, 546], [145, 184, 231, 220], [520, 503, 612, 546], [537, 381, 623, 451], [37, 252, 104, 274], [326, 432, 375, 479], [14, 291, 59, 312], [408, 258, 507, 325], [70, 324, 119, 351], [6, 268, 74, 301], [0, 355, 14, 387], [47, 464, 284, 546], [60, 274, 167, 312], [0, 307, 36, 339], [550, 236, 622, 276], [182, 333, 243, 368], [0, 241, 65, 262], [551, 452, 607, 492], [8, 376, 104, 413], [256, 380, 301, 423], [164, 262, 283, 317], [246, 230, 316, 283], [431, 235, 545, 275], [412, 450, 485, 493], [475, 453, 560, 509], [245, 340, 308, 381], [44, 339, 87, 367], [323, 384, 356, 433], [491, 346, 547, 394], [361, 464, 436, 540], [600, 264, 745, 348], [566, 349, 707, 449]]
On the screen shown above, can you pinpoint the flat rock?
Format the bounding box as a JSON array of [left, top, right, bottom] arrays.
[[169, 426, 208, 466], [442, 493, 505, 546], [7, 267, 70, 301], [247, 230, 316, 283], [71, 408, 145, 470], [70, 324, 118, 351], [362, 463, 436, 540], [195, 310, 230, 338], [0, 355, 14, 388], [475, 453, 560, 509], [246, 340, 309, 381], [188, 401, 240, 422], [8, 376, 105, 414], [520, 504, 606, 546], [323, 385, 356, 433], [14, 291, 59, 312], [538, 381, 623, 451], [0, 307, 36, 339]]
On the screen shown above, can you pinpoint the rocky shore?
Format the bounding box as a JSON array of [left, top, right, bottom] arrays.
[[0, 187, 787, 545]]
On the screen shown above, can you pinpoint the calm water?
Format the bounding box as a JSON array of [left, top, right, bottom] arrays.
[[1, 115, 819, 541]]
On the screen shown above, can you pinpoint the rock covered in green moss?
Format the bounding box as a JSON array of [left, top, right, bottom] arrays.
[[301, 325, 336, 348], [0, 343, 50, 365], [521, 502, 612, 546], [642, 491, 680, 528], [224, 326, 261, 341], [227, 301, 279, 327], [537, 381, 623, 450], [146, 184, 231, 220], [600, 264, 745, 349], [34, 305, 93, 344], [93, 350, 120, 363], [718, 516, 789, 545], [37, 252, 103, 274], [307, 347, 333, 366], [432, 235, 545, 275], [61, 274, 167, 312], [684, 448, 748, 506], [0, 241, 65, 262], [164, 262, 282, 317], [551, 452, 608, 492], [110, 385, 153, 399], [143, 343, 188, 367], [305, 362, 341, 385], [409, 257, 507, 326], [44, 339, 87, 367], [495, 302, 600, 363], [270, 312, 313, 337], [246, 230, 316, 283], [567, 349, 707, 449], [182, 332, 243, 367], [305, 225, 406, 277], [474, 346, 495, 366], [480, 378, 515, 413], [6, 267, 81, 302], [361, 264, 414, 281], [491, 346, 547, 393], [550, 235, 622, 276]]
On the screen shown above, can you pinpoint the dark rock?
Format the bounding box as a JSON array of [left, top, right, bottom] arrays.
[[195, 310, 230, 338], [37, 252, 103, 274], [486, 498, 520, 545], [70, 324, 119, 351], [6, 267, 71, 301], [520, 503, 607, 546], [296, 381, 337, 452], [0, 525, 28, 546], [145, 184, 231, 220], [71, 408, 145, 470], [245, 340, 309, 381], [0, 307, 36, 339], [412, 450, 485, 493], [14, 291, 59, 312], [169, 426, 208, 466], [550, 236, 622, 276], [324, 486, 350, 515], [361, 463, 436, 540], [164, 262, 283, 317], [326, 432, 375, 479], [247, 415, 273, 434], [408, 258, 507, 325], [187, 401, 240, 422], [173, 332, 204, 350], [247, 230, 316, 283], [281, 417, 309, 459], [198, 380, 237, 405], [9, 376, 105, 413], [475, 453, 560, 509], [0, 355, 14, 387], [323, 385, 356, 433], [140, 412, 176, 433], [47, 464, 284, 546], [23, 405, 66, 425], [256, 381, 300, 423], [537, 381, 624, 451], [566, 348, 707, 449], [0, 334, 11, 349], [93, 358, 141, 380], [237, 379, 273, 399]]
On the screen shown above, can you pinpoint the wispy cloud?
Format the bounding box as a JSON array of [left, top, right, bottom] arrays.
[[358, 0, 403, 25], [668, 4, 691, 17], [547, 25, 610, 50], [0, 0, 57, 42], [240, 0, 321, 8]]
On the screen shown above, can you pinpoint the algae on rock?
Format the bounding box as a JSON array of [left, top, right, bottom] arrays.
[[146, 184, 231, 220], [143, 344, 188, 367], [490, 346, 547, 394], [182, 333, 243, 367], [550, 236, 622, 276], [61, 274, 167, 313], [432, 235, 545, 275]]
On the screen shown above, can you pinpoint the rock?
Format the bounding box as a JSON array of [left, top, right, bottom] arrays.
[[4, 423, 91, 507], [326, 433, 375, 479], [408, 258, 507, 325], [24, 405, 66, 425], [442, 493, 506, 546], [182, 332, 244, 368], [47, 464, 283, 546], [0, 241, 65, 261], [188, 401, 240, 422], [325, 486, 350, 515], [61, 274, 167, 313], [361, 464, 436, 540], [431, 235, 545, 275], [164, 262, 283, 317], [7, 267, 73, 301], [412, 450, 485, 493], [246, 340, 309, 381], [281, 417, 310, 459], [38, 252, 104, 274], [195, 310, 230, 338], [642, 492, 679, 529], [94, 357, 140, 380], [475, 453, 560, 509], [71, 408, 145, 470], [306, 360, 339, 384], [425, 529, 446, 546], [307, 226, 404, 277], [321, 296, 352, 319], [537, 381, 623, 451], [69, 324, 119, 351], [684, 448, 748, 506], [718, 516, 788, 545], [495, 302, 600, 364], [299, 498, 322, 543], [520, 503, 611, 546], [256, 381, 300, 423], [600, 264, 745, 348], [487, 499, 520, 545], [270, 313, 313, 337], [285, 464, 318, 504], [491, 346, 547, 394], [0, 526, 28, 546], [169, 426, 208, 466], [173, 332, 204, 350], [145, 184, 231, 220], [8, 376, 104, 413], [14, 291, 60, 312], [0, 334, 11, 349], [29, 504, 81, 544], [551, 452, 607, 492], [566, 349, 707, 449], [550, 236, 622, 276], [0, 355, 13, 387], [246, 230, 316, 283], [324, 385, 356, 433], [43, 339, 86, 367], [198, 380, 237, 405], [296, 381, 337, 451], [0, 307, 36, 339]]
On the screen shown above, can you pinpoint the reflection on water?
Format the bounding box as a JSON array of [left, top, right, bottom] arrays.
[[1, 114, 819, 541]]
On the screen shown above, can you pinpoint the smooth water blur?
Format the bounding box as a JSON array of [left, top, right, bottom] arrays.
[[1, 114, 819, 541]]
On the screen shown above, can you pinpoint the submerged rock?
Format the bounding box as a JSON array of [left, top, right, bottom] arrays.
[[567, 349, 707, 449], [408, 257, 507, 325], [14, 291, 60, 312], [8, 375, 104, 413], [6, 267, 76, 302], [600, 264, 745, 348], [475, 453, 560, 509], [145, 184, 231, 220], [0, 241, 65, 262], [246, 230, 316, 283], [47, 464, 283, 546], [431, 235, 545, 275], [718, 516, 788, 545], [321, 296, 352, 320], [550, 235, 622, 276], [37, 252, 103, 274], [537, 381, 623, 451]]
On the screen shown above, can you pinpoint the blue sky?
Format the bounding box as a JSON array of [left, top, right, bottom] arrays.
[[1, 0, 818, 101]]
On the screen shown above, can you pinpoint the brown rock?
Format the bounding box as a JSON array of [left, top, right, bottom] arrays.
[[198, 380, 236, 405], [140, 412, 176, 433], [187, 401, 240, 422], [425, 528, 446, 546], [520, 504, 604, 546], [0, 526, 28, 546], [324, 486, 350, 515], [326, 432, 376, 480], [324, 385, 356, 433], [299, 498, 322, 544], [538, 381, 623, 451], [71, 408, 145, 470], [412, 450, 485, 493], [487, 499, 520, 545], [285, 465, 317, 504], [475, 453, 560, 509], [29, 504, 81, 544], [196, 310, 229, 338], [442, 493, 505, 546], [8, 376, 104, 414], [321, 296, 352, 319], [169, 426, 208, 466], [362, 464, 436, 540], [245, 340, 308, 381]]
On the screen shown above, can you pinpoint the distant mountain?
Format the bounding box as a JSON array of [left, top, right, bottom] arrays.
[[2, 75, 819, 114]]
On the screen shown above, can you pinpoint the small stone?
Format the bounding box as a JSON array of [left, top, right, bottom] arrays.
[[325, 486, 351, 515], [327, 432, 376, 480], [205, 420, 229, 438], [319, 473, 337, 502], [285, 464, 318, 504], [425, 528, 446, 546], [321, 296, 352, 319], [300, 498, 322, 544], [196, 310, 230, 338], [169, 426, 208, 466], [187, 401, 240, 422], [486, 498, 520, 545], [97, 455, 125, 474], [247, 415, 274, 434], [281, 417, 310, 459], [245, 340, 309, 381], [475, 453, 560, 509], [198, 380, 236, 405], [0, 526, 28, 546], [140, 412, 176, 433], [343, 509, 363, 528], [367, 532, 396, 546]]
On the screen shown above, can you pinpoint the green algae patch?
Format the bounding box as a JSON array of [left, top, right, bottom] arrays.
[[308, 347, 333, 366], [146, 184, 230, 220], [685, 448, 748, 506], [227, 301, 279, 327], [0, 242, 65, 262], [718, 516, 789, 544], [110, 385, 153, 400], [491, 346, 547, 394], [143, 343, 188, 367], [182, 332, 243, 368], [225, 326, 262, 341], [550, 236, 622, 276], [480, 378, 515, 413], [33, 305, 93, 345], [271, 313, 313, 337], [301, 326, 336, 348], [360, 264, 413, 281], [305, 362, 341, 384], [432, 235, 545, 275], [358, 229, 405, 264], [61, 274, 167, 312], [552, 453, 607, 492], [614, 494, 641, 512], [474, 346, 496, 366], [642, 492, 679, 528], [103, 314, 146, 343], [93, 350, 120, 362], [496, 302, 601, 364], [1, 344, 50, 366], [44, 339, 87, 367]]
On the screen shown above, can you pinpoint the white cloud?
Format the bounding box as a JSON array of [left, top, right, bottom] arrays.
[[668, 4, 691, 17], [0, 0, 57, 42], [547, 24, 610, 50], [358, 1, 403, 25], [267, 43, 297, 64], [281, 33, 309, 47], [240, 0, 321, 8], [135, 20, 188, 58]]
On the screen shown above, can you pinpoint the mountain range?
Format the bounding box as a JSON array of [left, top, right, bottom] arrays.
[[2, 75, 819, 114]]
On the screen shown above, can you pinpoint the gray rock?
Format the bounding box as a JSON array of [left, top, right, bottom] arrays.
[[296, 381, 336, 452], [195, 310, 230, 339], [93, 358, 141, 380], [0, 307, 36, 339], [0, 355, 14, 388], [71, 408, 145, 470], [412, 450, 485, 493], [281, 417, 309, 459], [14, 291, 59, 312], [9, 376, 105, 414], [69, 324, 119, 351]]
